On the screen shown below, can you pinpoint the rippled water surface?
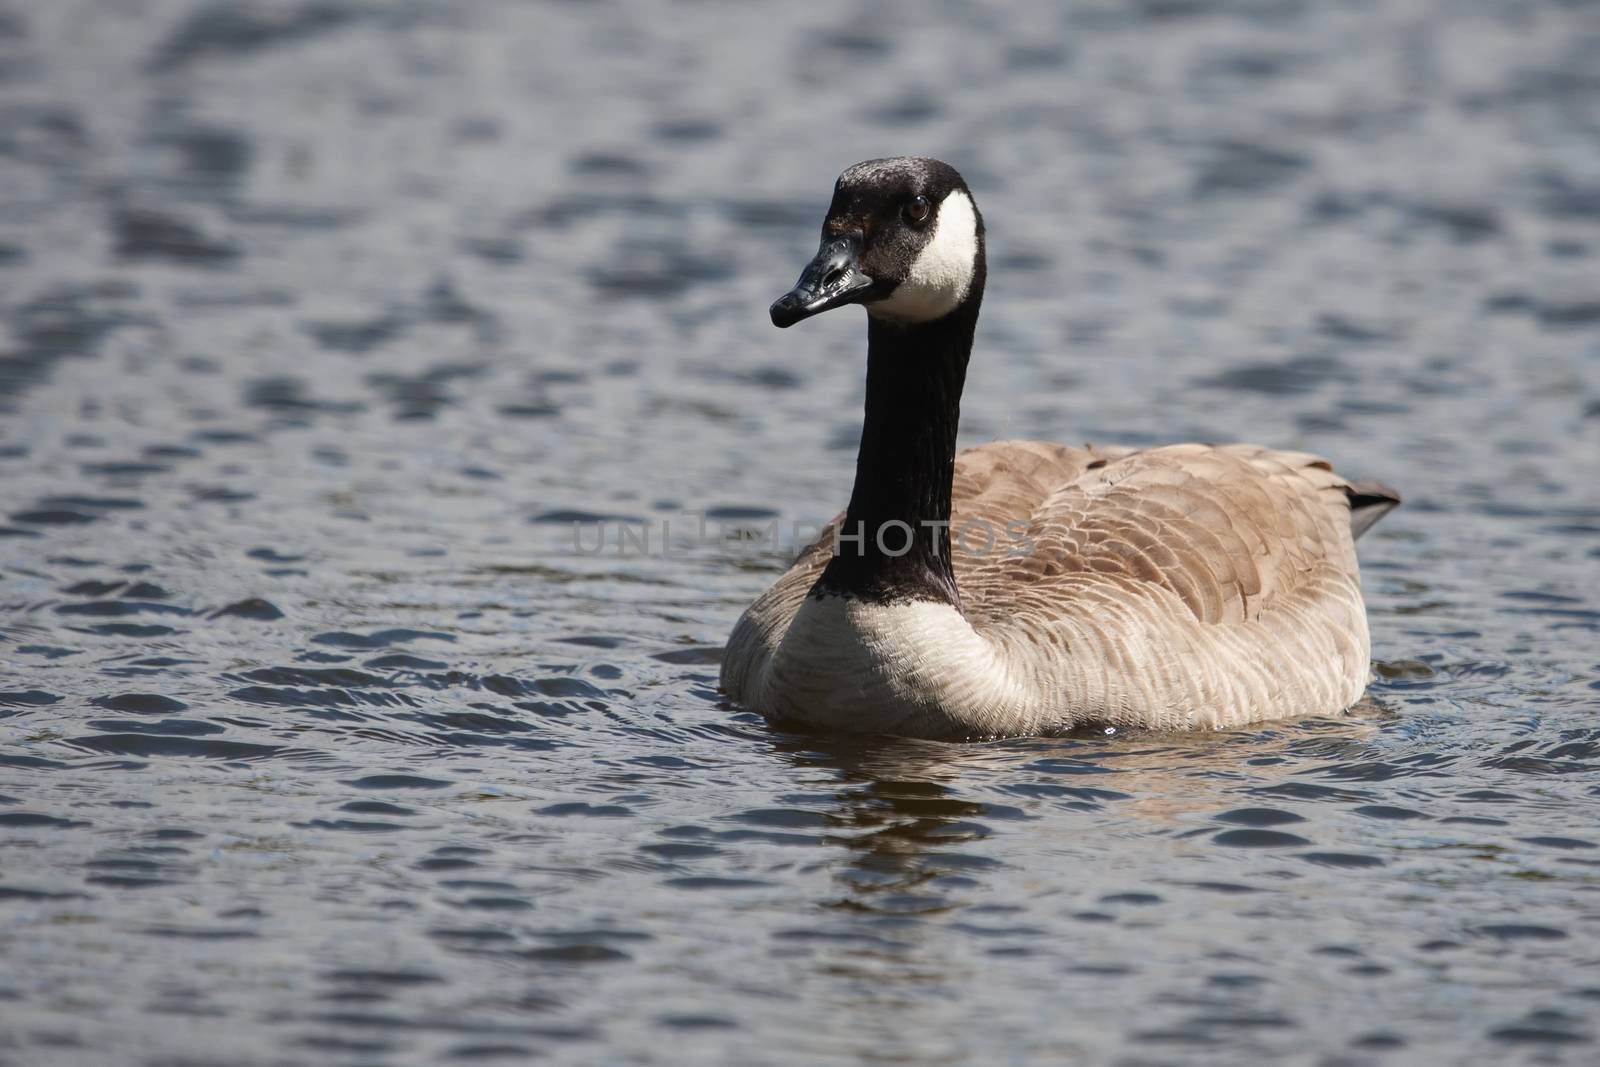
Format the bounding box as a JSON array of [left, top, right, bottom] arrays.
[[3, 1, 1599, 1063]]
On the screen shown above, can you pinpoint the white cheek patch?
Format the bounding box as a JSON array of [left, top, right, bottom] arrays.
[[868, 189, 978, 325]]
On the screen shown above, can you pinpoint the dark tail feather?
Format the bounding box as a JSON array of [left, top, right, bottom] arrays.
[[1346, 480, 1401, 540]]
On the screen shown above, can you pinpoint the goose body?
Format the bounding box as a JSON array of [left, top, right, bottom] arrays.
[[721, 158, 1398, 739]]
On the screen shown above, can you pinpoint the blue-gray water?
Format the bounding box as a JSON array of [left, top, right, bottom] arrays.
[[2, 1, 1598, 1063]]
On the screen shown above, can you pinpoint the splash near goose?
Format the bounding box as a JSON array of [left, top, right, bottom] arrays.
[[722, 157, 1399, 739]]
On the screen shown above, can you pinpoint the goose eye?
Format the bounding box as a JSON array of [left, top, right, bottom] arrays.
[[903, 195, 931, 225]]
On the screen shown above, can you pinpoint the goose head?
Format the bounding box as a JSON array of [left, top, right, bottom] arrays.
[[770, 157, 985, 329]]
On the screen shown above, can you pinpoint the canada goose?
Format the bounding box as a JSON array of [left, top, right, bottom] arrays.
[[721, 157, 1399, 739]]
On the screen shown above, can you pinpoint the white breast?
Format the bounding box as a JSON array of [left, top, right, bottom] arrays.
[[746, 594, 1033, 737]]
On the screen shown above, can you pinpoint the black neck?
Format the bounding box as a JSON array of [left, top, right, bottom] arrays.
[[815, 293, 982, 606]]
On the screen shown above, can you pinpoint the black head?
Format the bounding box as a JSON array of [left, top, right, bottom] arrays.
[[770, 157, 986, 329]]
